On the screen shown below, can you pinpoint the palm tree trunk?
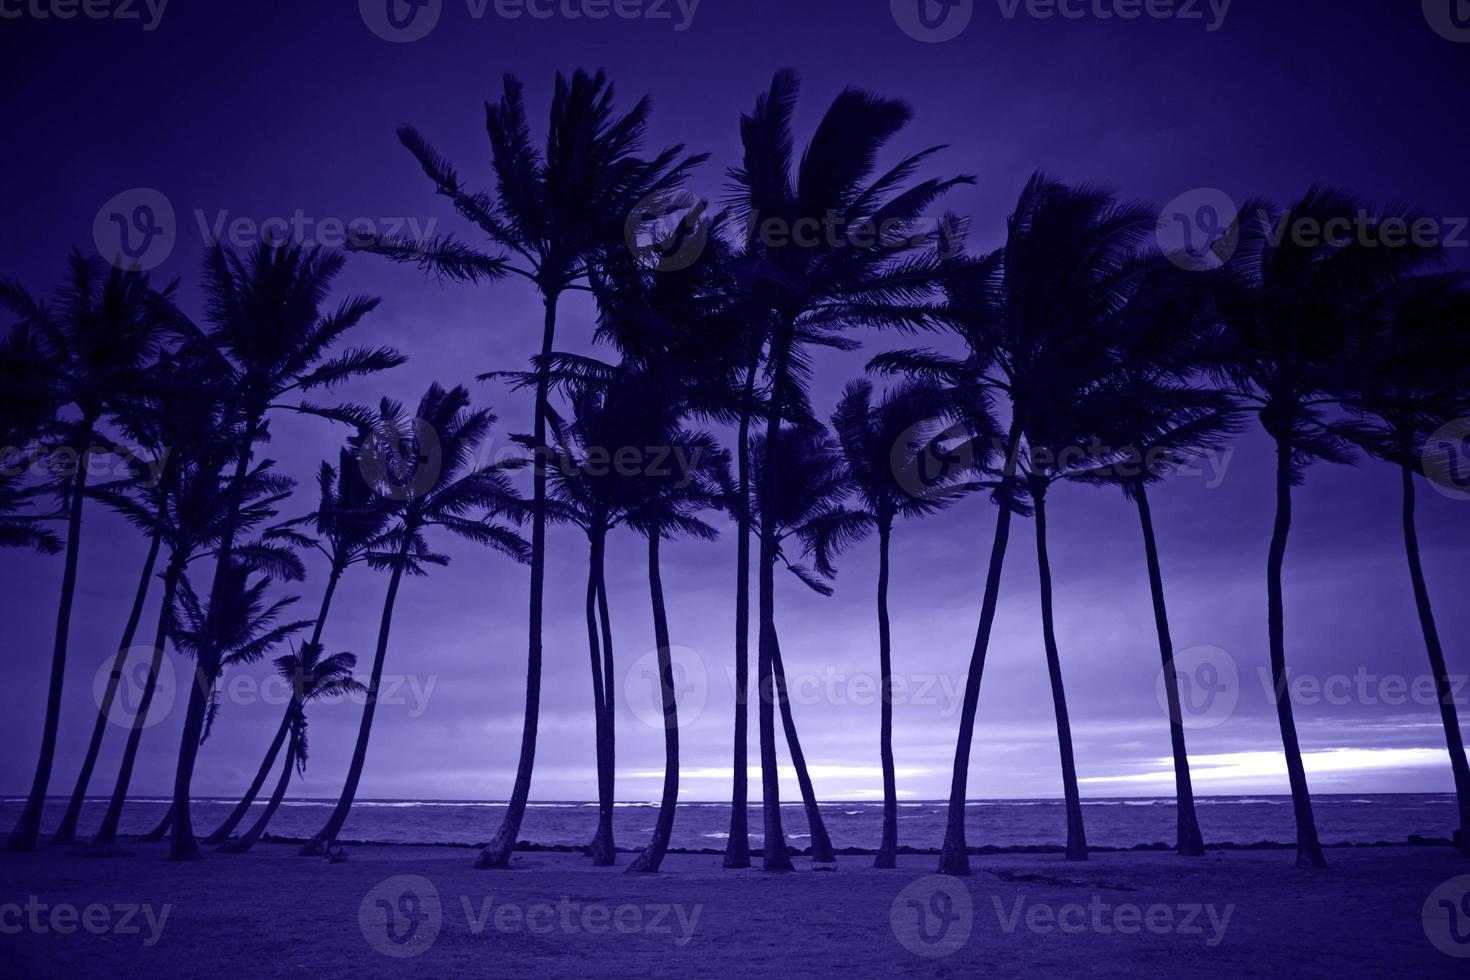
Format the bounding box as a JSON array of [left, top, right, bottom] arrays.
[[585, 528, 615, 865], [205, 568, 339, 845], [875, 519, 898, 868], [8, 422, 95, 852], [170, 418, 260, 860], [1033, 487, 1088, 861], [1134, 481, 1206, 856], [725, 359, 758, 869], [53, 527, 161, 845], [770, 627, 836, 863], [1401, 462, 1470, 854], [218, 740, 295, 853], [1267, 438, 1326, 869], [139, 807, 172, 841], [939, 418, 1023, 876], [481, 289, 559, 869], [300, 537, 410, 854], [596, 535, 617, 853], [628, 528, 679, 872], [94, 557, 183, 846]]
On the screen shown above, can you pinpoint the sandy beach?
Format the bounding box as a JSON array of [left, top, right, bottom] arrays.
[[2, 841, 1465, 977]]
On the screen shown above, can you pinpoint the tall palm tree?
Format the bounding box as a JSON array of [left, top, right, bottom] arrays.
[[1, 253, 172, 851], [874, 173, 1153, 873], [727, 68, 971, 869], [218, 642, 364, 853], [299, 384, 529, 854], [204, 451, 393, 845], [350, 70, 704, 869], [828, 379, 977, 867], [742, 425, 866, 865], [620, 375, 730, 874], [1338, 270, 1470, 855], [1211, 187, 1433, 869], [90, 444, 301, 847], [163, 240, 397, 860]]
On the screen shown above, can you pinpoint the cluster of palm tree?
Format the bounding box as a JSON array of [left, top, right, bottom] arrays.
[[3, 68, 1467, 874]]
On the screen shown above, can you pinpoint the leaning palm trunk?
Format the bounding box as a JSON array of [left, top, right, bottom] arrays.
[[300, 539, 409, 854], [206, 569, 340, 845], [1401, 462, 1470, 854], [218, 743, 295, 854], [769, 629, 836, 862], [94, 557, 183, 846], [54, 528, 162, 844], [725, 362, 758, 869], [139, 808, 172, 841], [481, 291, 558, 869], [1033, 489, 1088, 861], [756, 339, 795, 871], [8, 424, 95, 851], [1133, 481, 1206, 856], [939, 420, 1022, 876], [628, 528, 680, 873], [875, 521, 898, 868], [170, 420, 259, 860], [585, 529, 616, 865], [1266, 440, 1326, 869]]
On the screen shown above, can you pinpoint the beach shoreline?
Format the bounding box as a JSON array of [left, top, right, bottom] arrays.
[[2, 841, 1465, 977]]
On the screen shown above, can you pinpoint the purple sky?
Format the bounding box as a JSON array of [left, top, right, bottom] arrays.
[[2, 1, 1469, 806]]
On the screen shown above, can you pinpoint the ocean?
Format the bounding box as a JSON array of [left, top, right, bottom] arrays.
[[4, 793, 1460, 851]]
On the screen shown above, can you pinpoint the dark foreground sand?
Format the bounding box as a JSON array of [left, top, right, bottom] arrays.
[[2, 841, 1467, 977]]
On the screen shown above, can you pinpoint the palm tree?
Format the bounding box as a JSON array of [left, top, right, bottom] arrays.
[[217, 641, 364, 853], [727, 68, 971, 869], [620, 375, 730, 874], [742, 424, 868, 865], [349, 70, 703, 869], [0, 325, 62, 554], [1338, 270, 1470, 855], [163, 240, 397, 860], [1, 253, 172, 851], [874, 173, 1153, 873], [299, 383, 529, 854], [1211, 187, 1433, 869], [204, 451, 393, 845], [91, 443, 302, 848], [828, 379, 976, 867]]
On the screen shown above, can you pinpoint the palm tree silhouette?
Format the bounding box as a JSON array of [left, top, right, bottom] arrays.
[[0, 324, 62, 554], [350, 69, 703, 869], [1339, 269, 1470, 855], [1211, 187, 1433, 869], [217, 641, 364, 853], [299, 383, 529, 854], [875, 173, 1152, 873], [829, 379, 976, 867], [728, 68, 970, 869], [162, 240, 397, 860], [1, 253, 173, 851], [203, 450, 393, 846]]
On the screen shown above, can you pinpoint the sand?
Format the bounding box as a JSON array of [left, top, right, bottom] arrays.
[[1, 841, 1466, 977]]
